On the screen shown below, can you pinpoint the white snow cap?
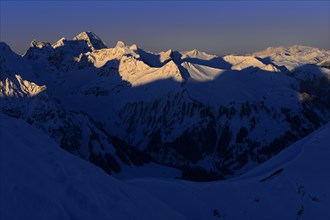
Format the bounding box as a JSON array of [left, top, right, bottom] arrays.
[[30, 40, 51, 49], [115, 41, 126, 48], [73, 31, 107, 50], [52, 37, 67, 49], [129, 44, 138, 51]]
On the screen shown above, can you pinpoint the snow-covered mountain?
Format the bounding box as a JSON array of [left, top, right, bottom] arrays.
[[250, 45, 330, 71], [1, 113, 328, 219], [1, 32, 330, 182], [0, 114, 184, 220], [129, 121, 330, 220], [1, 41, 151, 176]]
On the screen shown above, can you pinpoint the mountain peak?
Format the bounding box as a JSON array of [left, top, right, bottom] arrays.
[[74, 31, 95, 39], [129, 44, 138, 51], [0, 74, 47, 97], [52, 37, 66, 49], [115, 41, 126, 48], [30, 40, 51, 49], [252, 45, 328, 57], [182, 49, 216, 60], [73, 31, 107, 50], [163, 49, 173, 57]]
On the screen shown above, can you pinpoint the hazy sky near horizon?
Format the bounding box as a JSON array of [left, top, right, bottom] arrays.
[[0, 1, 329, 55]]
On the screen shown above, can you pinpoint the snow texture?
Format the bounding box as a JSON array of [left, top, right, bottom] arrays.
[[0, 114, 184, 220]]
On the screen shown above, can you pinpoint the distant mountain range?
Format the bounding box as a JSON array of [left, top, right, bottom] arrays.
[[1, 32, 329, 181]]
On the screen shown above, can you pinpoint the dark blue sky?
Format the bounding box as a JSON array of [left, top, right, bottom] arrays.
[[1, 1, 329, 55]]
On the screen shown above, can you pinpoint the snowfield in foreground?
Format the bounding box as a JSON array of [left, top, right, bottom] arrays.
[[1, 114, 329, 220], [0, 114, 184, 220], [129, 121, 330, 220]]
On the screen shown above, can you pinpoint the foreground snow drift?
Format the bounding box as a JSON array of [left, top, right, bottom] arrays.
[[0, 114, 329, 220], [129, 122, 330, 220], [0, 114, 184, 220]]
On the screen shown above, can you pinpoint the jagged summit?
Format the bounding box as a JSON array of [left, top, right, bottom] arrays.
[[16, 33, 330, 85], [119, 59, 183, 86], [24, 32, 108, 67], [30, 40, 51, 49], [52, 37, 66, 49], [0, 74, 46, 97], [73, 31, 107, 50], [159, 49, 173, 62]]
